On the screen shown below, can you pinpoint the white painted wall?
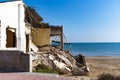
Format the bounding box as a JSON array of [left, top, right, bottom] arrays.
[[0, 1, 26, 52]]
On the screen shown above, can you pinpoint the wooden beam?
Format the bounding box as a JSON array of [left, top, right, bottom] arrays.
[[60, 26, 64, 51]]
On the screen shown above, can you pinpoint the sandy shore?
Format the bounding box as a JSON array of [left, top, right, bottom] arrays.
[[86, 56, 120, 79]]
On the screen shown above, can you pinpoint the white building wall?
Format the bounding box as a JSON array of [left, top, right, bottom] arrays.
[[18, 2, 26, 52], [0, 22, 7, 49], [0, 1, 26, 52]]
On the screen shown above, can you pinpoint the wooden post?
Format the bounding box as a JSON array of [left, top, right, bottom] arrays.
[[60, 26, 64, 50]]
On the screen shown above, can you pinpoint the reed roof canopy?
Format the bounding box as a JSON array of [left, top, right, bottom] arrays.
[[24, 6, 43, 28]]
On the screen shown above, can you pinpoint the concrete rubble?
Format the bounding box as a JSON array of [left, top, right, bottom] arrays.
[[31, 47, 89, 75]]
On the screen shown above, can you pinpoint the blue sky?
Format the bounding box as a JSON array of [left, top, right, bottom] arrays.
[[2, 0, 120, 42]]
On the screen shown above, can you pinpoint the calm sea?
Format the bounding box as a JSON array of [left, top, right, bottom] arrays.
[[64, 43, 120, 56]]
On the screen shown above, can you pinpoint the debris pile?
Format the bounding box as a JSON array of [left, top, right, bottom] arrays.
[[32, 47, 89, 75]]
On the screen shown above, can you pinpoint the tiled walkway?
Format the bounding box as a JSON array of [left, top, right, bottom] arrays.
[[0, 73, 72, 80]]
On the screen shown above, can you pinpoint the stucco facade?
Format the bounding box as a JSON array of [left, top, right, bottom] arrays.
[[0, 1, 26, 52]]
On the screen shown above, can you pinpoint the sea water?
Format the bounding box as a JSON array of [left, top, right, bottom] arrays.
[[64, 43, 120, 56]]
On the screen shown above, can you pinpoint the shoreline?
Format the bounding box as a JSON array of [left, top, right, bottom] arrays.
[[72, 52, 120, 57], [86, 56, 120, 58], [85, 56, 120, 79]]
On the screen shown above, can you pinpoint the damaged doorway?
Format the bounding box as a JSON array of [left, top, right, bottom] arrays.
[[26, 34, 30, 52], [6, 27, 16, 48]]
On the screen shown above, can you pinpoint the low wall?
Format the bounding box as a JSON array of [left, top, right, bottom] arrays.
[[0, 50, 30, 72]]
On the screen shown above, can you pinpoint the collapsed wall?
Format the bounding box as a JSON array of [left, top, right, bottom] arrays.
[[32, 47, 89, 75]]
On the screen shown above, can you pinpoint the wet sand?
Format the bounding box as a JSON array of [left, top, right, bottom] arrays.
[[86, 56, 120, 79]]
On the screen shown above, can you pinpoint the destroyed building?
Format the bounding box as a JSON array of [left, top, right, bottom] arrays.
[[0, 1, 88, 75], [0, 0, 65, 72]]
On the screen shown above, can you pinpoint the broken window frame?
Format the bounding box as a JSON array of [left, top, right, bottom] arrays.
[[6, 27, 17, 48]]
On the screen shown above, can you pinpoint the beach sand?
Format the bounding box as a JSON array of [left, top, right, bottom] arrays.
[[86, 56, 120, 79]]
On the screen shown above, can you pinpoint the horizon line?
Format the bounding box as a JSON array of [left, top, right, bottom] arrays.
[[69, 42, 120, 43]]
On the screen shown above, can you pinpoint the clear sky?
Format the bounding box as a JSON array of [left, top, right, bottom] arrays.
[[2, 0, 120, 42]]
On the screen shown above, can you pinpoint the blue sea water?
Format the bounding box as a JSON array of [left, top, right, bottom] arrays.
[[64, 43, 120, 56]]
